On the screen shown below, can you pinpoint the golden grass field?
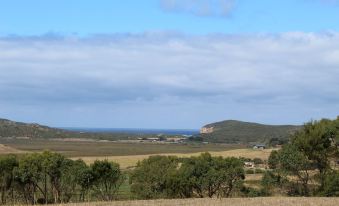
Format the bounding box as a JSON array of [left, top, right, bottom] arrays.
[[0, 142, 273, 169], [74, 148, 274, 169], [0, 144, 23, 154], [39, 198, 339, 206]]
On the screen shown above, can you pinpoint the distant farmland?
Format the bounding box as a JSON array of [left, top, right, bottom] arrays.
[[37, 197, 339, 206], [0, 139, 244, 157]]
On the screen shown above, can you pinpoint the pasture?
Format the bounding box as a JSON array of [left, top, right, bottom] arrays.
[[0, 139, 244, 157], [77, 148, 273, 169], [0, 139, 273, 169], [31, 198, 339, 206]]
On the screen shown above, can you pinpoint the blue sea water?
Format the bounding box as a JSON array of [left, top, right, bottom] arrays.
[[61, 127, 199, 136]]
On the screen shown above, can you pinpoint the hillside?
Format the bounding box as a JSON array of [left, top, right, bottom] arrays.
[[200, 120, 301, 144], [0, 118, 68, 139], [0, 118, 151, 140]]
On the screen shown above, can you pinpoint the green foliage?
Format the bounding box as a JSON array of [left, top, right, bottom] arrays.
[[292, 119, 337, 176], [268, 150, 280, 169], [201, 120, 301, 143], [130, 155, 179, 199], [0, 155, 18, 204], [265, 117, 339, 197], [246, 169, 254, 174], [0, 152, 123, 204], [240, 186, 265, 197], [177, 153, 245, 198], [261, 171, 285, 195], [91, 160, 124, 201], [130, 153, 245, 199], [255, 168, 264, 174], [272, 144, 312, 196], [253, 158, 264, 165], [318, 170, 339, 197]]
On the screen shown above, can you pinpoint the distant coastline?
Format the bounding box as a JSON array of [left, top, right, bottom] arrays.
[[60, 127, 199, 136]]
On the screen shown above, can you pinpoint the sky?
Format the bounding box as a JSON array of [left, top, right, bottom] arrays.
[[0, 0, 339, 129]]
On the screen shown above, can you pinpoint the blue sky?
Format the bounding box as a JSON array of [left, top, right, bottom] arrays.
[[1, 0, 339, 35], [0, 0, 339, 128]]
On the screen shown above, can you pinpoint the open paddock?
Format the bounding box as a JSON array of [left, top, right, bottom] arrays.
[[33, 197, 339, 206], [0, 139, 245, 157], [75, 148, 274, 169]]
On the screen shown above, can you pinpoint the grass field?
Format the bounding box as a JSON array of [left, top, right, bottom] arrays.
[[0, 139, 274, 169], [76, 148, 274, 169], [0, 143, 23, 154], [30, 198, 339, 206], [0, 139, 244, 157]]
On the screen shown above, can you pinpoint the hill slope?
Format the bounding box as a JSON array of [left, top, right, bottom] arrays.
[[0, 118, 171, 140], [200, 120, 301, 144], [0, 118, 68, 139]]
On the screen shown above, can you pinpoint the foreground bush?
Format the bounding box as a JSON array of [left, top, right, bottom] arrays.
[[130, 153, 245, 199], [266, 117, 339, 197], [0, 152, 123, 204]]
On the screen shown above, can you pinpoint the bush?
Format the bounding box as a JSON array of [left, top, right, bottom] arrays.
[[261, 171, 285, 195], [246, 169, 254, 174], [129, 155, 179, 199], [255, 168, 264, 174], [253, 158, 264, 165], [319, 170, 339, 197], [241, 186, 264, 197]]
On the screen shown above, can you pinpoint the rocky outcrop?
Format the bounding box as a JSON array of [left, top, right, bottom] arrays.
[[200, 126, 214, 134]]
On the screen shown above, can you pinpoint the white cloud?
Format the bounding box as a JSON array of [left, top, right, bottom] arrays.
[[0, 32, 339, 127]]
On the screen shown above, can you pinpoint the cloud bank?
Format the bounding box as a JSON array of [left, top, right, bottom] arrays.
[[0, 32, 339, 128], [159, 0, 235, 17]]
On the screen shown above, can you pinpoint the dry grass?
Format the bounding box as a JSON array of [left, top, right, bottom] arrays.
[[0, 144, 23, 154], [74, 149, 275, 169], [0, 139, 243, 157], [43, 197, 339, 206], [245, 174, 264, 181]]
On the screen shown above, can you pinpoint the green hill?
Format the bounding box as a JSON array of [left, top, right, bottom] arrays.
[[0, 118, 169, 140], [200, 120, 301, 144], [0, 118, 136, 140], [0, 118, 67, 139]]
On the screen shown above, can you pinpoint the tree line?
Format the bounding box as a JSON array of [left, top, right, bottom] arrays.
[[0, 152, 123, 204], [0, 117, 338, 204], [264, 117, 339, 197]]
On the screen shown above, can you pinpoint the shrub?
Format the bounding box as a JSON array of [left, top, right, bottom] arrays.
[[319, 170, 339, 197], [255, 168, 264, 174], [246, 169, 254, 174], [253, 158, 264, 165]]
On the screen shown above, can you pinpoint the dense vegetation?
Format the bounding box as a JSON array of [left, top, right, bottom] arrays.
[[0, 117, 338, 205], [0, 152, 124, 204], [264, 117, 339, 196], [201, 120, 301, 144], [130, 153, 245, 199]]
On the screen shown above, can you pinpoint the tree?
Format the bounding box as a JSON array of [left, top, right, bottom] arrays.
[[175, 153, 244, 198], [68, 159, 93, 202], [0, 155, 18, 204], [41, 151, 66, 203], [14, 153, 45, 204], [319, 170, 339, 197], [278, 145, 312, 196], [261, 170, 285, 195], [130, 156, 178, 199], [268, 150, 280, 169], [91, 160, 123, 201], [292, 119, 337, 188]]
